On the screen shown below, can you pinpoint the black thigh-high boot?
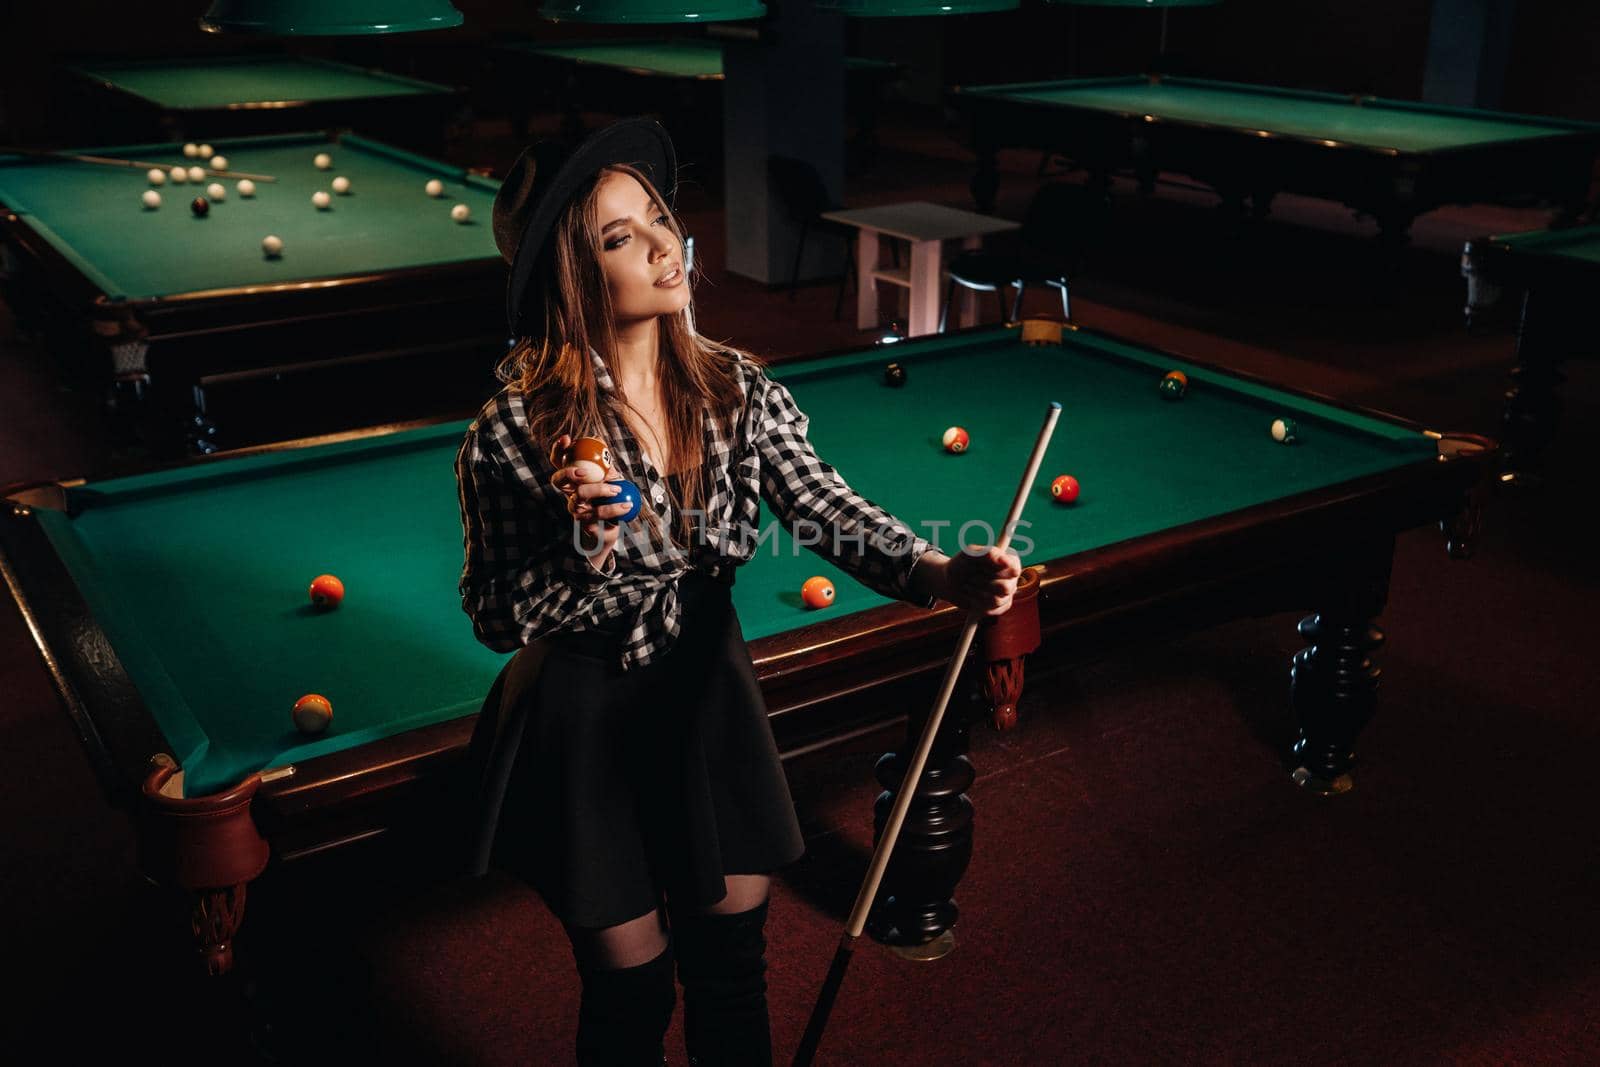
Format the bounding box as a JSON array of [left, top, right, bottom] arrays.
[[673, 900, 772, 1067], [575, 943, 676, 1067]]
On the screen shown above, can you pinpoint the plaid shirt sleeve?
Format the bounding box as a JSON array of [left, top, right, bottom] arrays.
[[752, 371, 936, 608], [456, 421, 618, 654]]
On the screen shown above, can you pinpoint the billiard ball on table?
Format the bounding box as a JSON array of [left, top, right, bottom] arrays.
[[1050, 474, 1080, 504], [190, 197, 209, 218], [943, 427, 970, 454], [309, 574, 345, 609], [884, 362, 907, 387], [292, 694, 333, 735], [801, 576, 836, 609]]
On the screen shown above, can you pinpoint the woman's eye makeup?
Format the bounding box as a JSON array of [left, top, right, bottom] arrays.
[[601, 209, 667, 251]]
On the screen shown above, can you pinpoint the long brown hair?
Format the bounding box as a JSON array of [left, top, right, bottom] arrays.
[[497, 163, 755, 551]]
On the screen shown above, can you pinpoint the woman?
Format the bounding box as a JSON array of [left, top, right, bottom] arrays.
[[456, 118, 1020, 1067]]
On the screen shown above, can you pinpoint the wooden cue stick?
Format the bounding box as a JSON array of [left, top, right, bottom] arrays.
[[5, 147, 278, 182], [790, 401, 1062, 1067], [845, 400, 1060, 939]]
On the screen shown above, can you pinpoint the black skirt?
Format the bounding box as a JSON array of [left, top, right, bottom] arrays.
[[490, 571, 807, 929]]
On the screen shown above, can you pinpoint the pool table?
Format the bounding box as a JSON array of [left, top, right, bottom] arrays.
[[0, 322, 1493, 971], [952, 74, 1600, 244], [61, 54, 464, 155], [489, 38, 904, 173], [0, 131, 505, 453], [1461, 223, 1600, 482]]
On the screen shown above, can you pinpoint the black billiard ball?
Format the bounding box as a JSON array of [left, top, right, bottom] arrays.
[[884, 362, 907, 387], [190, 197, 210, 218]]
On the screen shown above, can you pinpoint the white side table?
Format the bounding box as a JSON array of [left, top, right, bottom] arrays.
[[820, 201, 1020, 337]]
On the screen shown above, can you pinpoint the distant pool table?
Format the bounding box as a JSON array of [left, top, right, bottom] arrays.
[[953, 74, 1600, 244], [490, 38, 904, 172], [0, 131, 504, 452], [0, 322, 1493, 970], [62, 54, 463, 154], [1461, 223, 1600, 481]]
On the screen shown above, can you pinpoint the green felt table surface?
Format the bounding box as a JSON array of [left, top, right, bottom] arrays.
[[36, 325, 1434, 796], [1488, 223, 1600, 266], [64, 55, 454, 110], [961, 76, 1584, 153], [0, 132, 500, 300], [498, 38, 898, 79]]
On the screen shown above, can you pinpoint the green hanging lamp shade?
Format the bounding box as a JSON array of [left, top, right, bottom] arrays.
[[815, 0, 1018, 15], [199, 0, 464, 35], [540, 0, 767, 23]]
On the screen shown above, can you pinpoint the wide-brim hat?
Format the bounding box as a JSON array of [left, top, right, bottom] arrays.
[[493, 117, 677, 339]]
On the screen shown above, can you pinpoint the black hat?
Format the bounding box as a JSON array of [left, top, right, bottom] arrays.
[[493, 118, 677, 338]]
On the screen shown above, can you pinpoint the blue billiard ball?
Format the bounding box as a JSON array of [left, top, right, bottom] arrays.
[[606, 479, 643, 523]]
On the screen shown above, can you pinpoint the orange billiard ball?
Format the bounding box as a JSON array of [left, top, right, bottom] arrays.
[[292, 694, 333, 734], [550, 436, 613, 481], [1050, 475, 1080, 504], [309, 573, 345, 609], [801, 576, 836, 609], [942, 427, 970, 454]]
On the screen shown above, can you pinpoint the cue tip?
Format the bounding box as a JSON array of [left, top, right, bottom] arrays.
[[1050, 401, 1062, 411]]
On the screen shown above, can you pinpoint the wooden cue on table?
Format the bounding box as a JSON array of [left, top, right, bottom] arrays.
[[4, 147, 278, 182], [791, 400, 1063, 1067]]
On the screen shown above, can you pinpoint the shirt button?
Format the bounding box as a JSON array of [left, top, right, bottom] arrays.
[[652, 485, 666, 501]]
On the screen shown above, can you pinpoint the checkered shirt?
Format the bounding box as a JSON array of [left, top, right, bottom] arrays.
[[456, 348, 936, 669]]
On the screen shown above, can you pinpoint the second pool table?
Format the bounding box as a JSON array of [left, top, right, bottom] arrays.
[[490, 38, 905, 174], [61, 53, 464, 154], [953, 74, 1600, 245], [1, 322, 1493, 970], [1461, 223, 1600, 482], [0, 131, 505, 453]]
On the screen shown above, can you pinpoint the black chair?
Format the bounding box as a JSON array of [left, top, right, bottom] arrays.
[[940, 183, 1110, 332], [766, 155, 903, 319], [766, 155, 854, 318]]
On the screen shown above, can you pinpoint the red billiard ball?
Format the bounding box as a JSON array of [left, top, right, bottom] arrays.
[[942, 427, 970, 454], [1050, 474, 1080, 504], [801, 576, 836, 609], [292, 693, 333, 734], [309, 573, 345, 609]]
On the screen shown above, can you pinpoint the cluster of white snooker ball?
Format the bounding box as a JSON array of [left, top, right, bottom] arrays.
[[142, 147, 473, 258]]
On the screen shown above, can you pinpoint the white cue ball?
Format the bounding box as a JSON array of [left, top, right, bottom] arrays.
[[209, 155, 229, 172], [147, 168, 166, 186], [312, 190, 332, 210], [169, 167, 187, 184], [141, 190, 161, 210], [187, 166, 205, 183], [450, 203, 471, 223], [262, 235, 284, 258], [198, 144, 214, 159], [182, 143, 198, 159], [206, 182, 226, 201], [236, 179, 256, 198], [331, 176, 351, 195], [424, 178, 444, 198], [313, 152, 333, 170]]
